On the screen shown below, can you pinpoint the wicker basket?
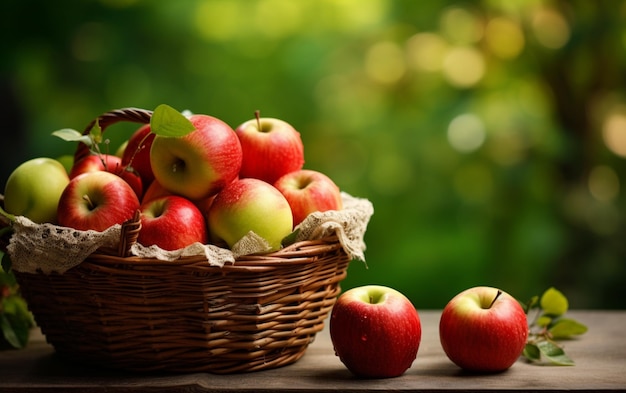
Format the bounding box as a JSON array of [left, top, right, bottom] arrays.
[[1, 108, 364, 374]]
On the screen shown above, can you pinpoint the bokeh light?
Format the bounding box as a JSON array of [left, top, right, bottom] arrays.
[[447, 113, 486, 153], [603, 110, 626, 157], [439, 6, 483, 45], [405, 33, 448, 73], [484, 17, 525, 59], [365, 41, 406, 85], [531, 7, 570, 49], [442, 46, 485, 88]]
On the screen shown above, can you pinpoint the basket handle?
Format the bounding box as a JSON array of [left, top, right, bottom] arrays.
[[74, 107, 153, 163], [118, 210, 142, 257]]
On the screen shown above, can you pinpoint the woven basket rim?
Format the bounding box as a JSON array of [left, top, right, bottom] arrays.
[[85, 235, 344, 269]]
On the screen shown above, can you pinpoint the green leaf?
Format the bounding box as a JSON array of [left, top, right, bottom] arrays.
[[281, 228, 301, 247], [523, 343, 541, 361], [52, 128, 93, 146], [150, 104, 196, 137], [1, 293, 33, 349], [89, 119, 103, 143], [1, 252, 12, 273], [549, 318, 588, 339], [0, 313, 21, 348], [536, 340, 575, 366], [540, 287, 568, 317]]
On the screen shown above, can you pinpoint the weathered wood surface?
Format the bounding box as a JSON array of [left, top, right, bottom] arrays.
[[0, 310, 624, 392]]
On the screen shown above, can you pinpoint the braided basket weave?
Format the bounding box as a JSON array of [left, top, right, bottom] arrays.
[[1, 108, 360, 374]]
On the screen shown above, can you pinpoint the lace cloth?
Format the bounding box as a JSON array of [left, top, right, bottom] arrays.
[[6, 193, 373, 274]]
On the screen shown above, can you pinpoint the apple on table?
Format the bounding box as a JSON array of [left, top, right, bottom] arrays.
[[3, 157, 70, 224], [56, 171, 140, 232], [439, 286, 528, 373], [235, 112, 304, 185], [329, 285, 422, 379], [274, 169, 343, 227], [207, 178, 293, 252]]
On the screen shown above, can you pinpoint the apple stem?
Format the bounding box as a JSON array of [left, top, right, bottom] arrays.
[[126, 132, 152, 170], [255, 110, 261, 130], [489, 290, 503, 309], [82, 194, 95, 210]]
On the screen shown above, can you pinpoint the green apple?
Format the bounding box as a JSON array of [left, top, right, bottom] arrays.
[[55, 154, 74, 174], [208, 178, 293, 251], [3, 157, 71, 223]]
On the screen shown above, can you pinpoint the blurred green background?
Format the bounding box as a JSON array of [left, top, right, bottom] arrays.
[[2, 0, 625, 309]]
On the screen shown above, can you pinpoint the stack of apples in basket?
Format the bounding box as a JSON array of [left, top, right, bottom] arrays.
[[2, 105, 343, 252]]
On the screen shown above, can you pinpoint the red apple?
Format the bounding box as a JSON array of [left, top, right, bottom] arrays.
[[439, 286, 528, 373], [141, 179, 173, 204], [69, 154, 143, 199], [121, 124, 156, 186], [193, 194, 216, 219], [138, 195, 208, 251], [234, 113, 304, 184], [274, 169, 343, 227], [142, 179, 215, 220], [207, 178, 293, 251], [57, 171, 140, 232], [150, 114, 242, 200], [330, 285, 422, 378]]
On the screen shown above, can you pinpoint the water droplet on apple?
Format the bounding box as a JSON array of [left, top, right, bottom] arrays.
[[360, 333, 368, 342]]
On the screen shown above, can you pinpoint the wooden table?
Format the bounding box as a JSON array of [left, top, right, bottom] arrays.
[[0, 310, 624, 392]]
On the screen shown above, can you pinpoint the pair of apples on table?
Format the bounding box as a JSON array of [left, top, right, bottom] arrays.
[[330, 285, 528, 378]]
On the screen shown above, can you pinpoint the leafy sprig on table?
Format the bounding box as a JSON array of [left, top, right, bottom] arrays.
[[522, 287, 588, 366]]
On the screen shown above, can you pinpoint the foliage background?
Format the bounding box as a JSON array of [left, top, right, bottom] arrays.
[[2, 0, 625, 309]]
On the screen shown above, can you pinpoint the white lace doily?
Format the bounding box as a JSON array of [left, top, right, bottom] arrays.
[[6, 192, 373, 274]]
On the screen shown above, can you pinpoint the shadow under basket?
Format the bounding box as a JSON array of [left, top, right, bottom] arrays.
[[12, 225, 351, 374]]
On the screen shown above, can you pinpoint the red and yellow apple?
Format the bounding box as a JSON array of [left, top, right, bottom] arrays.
[[138, 195, 207, 251], [235, 114, 304, 184], [69, 154, 143, 199], [56, 171, 140, 232], [141, 179, 172, 204], [150, 114, 242, 200], [207, 178, 293, 251], [274, 169, 342, 227]]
